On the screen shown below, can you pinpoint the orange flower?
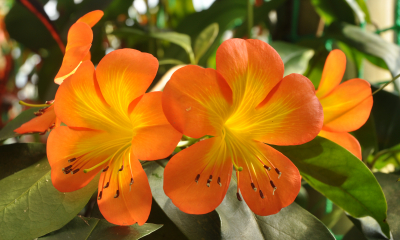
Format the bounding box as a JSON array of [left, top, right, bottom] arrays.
[[162, 39, 323, 215], [316, 50, 373, 159], [14, 10, 103, 135], [47, 49, 182, 225]]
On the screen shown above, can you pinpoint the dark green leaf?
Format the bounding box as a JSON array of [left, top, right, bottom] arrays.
[[343, 226, 368, 240], [194, 23, 219, 64], [345, 0, 370, 24], [0, 107, 41, 141], [270, 41, 315, 76], [354, 0, 371, 23], [274, 136, 390, 238], [40, 216, 162, 240], [310, 0, 356, 25], [0, 143, 46, 180], [352, 116, 379, 160], [0, 158, 98, 240]]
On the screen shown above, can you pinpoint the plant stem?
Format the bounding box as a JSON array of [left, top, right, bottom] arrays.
[[372, 73, 400, 96], [247, 0, 253, 38]]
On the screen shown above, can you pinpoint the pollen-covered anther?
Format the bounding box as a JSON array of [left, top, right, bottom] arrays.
[[102, 166, 109, 172], [206, 175, 212, 187], [259, 190, 265, 199], [68, 157, 77, 163], [38, 107, 49, 113], [34, 111, 43, 116], [195, 174, 200, 183], [71, 169, 80, 174], [114, 190, 119, 198], [62, 165, 72, 171], [251, 182, 257, 191], [98, 191, 103, 200], [130, 178, 134, 185], [45, 100, 54, 105], [236, 192, 243, 201], [104, 182, 109, 188], [263, 165, 271, 171], [270, 180, 277, 195], [119, 165, 124, 171], [217, 177, 222, 187], [275, 168, 282, 179]]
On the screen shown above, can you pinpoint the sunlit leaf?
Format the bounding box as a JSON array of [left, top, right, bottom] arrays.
[[194, 23, 219, 64], [310, 0, 356, 25]]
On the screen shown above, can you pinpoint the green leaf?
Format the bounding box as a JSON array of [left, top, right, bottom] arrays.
[[0, 143, 46, 180], [113, 28, 194, 64], [353, 0, 371, 23], [40, 216, 162, 240], [270, 41, 315, 76], [194, 23, 219, 64], [345, 0, 369, 24], [273, 136, 390, 238], [144, 161, 335, 239], [0, 107, 41, 141], [0, 158, 98, 240], [310, 0, 356, 25], [352, 116, 379, 160]]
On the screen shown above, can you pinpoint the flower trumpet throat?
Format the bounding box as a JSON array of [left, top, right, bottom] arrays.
[[162, 38, 323, 216]]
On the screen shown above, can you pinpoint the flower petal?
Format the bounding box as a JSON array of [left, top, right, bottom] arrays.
[[54, 60, 132, 133], [54, 22, 92, 84], [164, 137, 233, 214], [216, 39, 284, 108], [76, 10, 104, 27], [130, 92, 182, 160], [235, 73, 323, 145], [96, 49, 158, 115], [98, 150, 152, 226], [238, 141, 301, 216], [319, 130, 362, 159], [47, 126, 120, 192], [14, 105, 56, 134], [316, 49, 346, 99], [162, 65, 232, 138], [320, 79, 373, 132]]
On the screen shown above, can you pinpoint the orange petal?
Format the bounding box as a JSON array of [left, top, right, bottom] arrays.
[[47, 126, 115, 192], [76, 10, 104, 27], [216, 39, 284, 108], [130, 92, 182, 160], [320, 78, 373, 132], [96, 49, 158, 116], [240, 73, 323, 145], [54, 22, 93, 84], [162, 65, 233, 138], [54, 61, 131, 133], [98, 150, 152, 226], [316, 49, 346, 98], [319, 130, 362, 159], [238, 141, 301, 216], [164, 137, 233, 214], [14, 104, 56, 134]]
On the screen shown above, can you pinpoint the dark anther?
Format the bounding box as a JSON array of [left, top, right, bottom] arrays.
[[270, 180, 276, 189], [195, 174, 200, 183], [217, 177, 222, 187], [103, 166, 109, 172], [62, 165, 72, 171], [130, 178, 134, 185], [63, 169, 72, 174], [275, 168, 282, 178], [114, 190, 119, 198], [49, 123, 55, 129], [251, 182, 257, 191], [71, 169, 80, 174], [209, 175, 213, 181], [39, 107, 49, 113], [45, 100, 54, 104], [236, 192, 242, 201], [119, 165, 124, 171], [98, 191, 103, 200], [68, 158, 77, 163], [39, 130, 47, 135], [259, 190, 265, 199], [34, 111, 43, 116], [263, 165, 271, 171], [104, 182, 109, 188], [207, 179, 211, 187]]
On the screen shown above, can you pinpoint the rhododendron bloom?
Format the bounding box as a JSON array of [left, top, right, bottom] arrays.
[[47, 49, 181, 225], [162, 39, 324, 215], [316, 50, 373, 159], [14, 10, 103, 135]]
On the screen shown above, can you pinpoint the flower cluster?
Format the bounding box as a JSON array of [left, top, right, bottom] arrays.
[[15, 11, 373, 226]]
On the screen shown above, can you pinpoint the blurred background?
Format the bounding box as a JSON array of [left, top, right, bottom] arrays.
[[1, 0, 400, 239]]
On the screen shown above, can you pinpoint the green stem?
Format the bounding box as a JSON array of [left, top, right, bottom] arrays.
[[372, 73, 400, 96], [247, 0, 253, 38]]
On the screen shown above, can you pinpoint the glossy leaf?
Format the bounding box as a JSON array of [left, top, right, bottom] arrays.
[[310, 0, 356, 25], [0, 143, 45, 180], [0, 107, 41, 141], [270, 41, 315, 76], [194, 23, 219, 64], [274, 136, 390, 238], [352, 116, 379, 160], [0, 158, 98, 240], [40, 216, 162, 240]]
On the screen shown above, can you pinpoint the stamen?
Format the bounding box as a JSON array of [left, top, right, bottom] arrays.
[[259, 190, 265, 199], [45, 100, 54, 105], [217, 177, 222, 187], [114, 190, 119, 198], [119, 165, 124, 171], [275, 168, 282, 179], [236, 192, 242, 201], [68, 158, 77, 163], [207, 175, 212, 187], [251, 182, 257, 191], [130, 178, 134, 185], [63, 169, 72, 174], [62, 165, 72, 171], [83, 156, 112, 173], [71, 169, 80, 174], [263, 165, 271, 171], [39, 130, 48, 135], [98, 191, 102, 200], [38, 107, 49, 113], [34, 111, 43, 116], [195, 174, 200, 183], [104, 182, 109, 188], [270, 180, 277, 195], [19, 100, 50, 108], [49, 123, 55, 129], [103, 166, 109, 172]]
